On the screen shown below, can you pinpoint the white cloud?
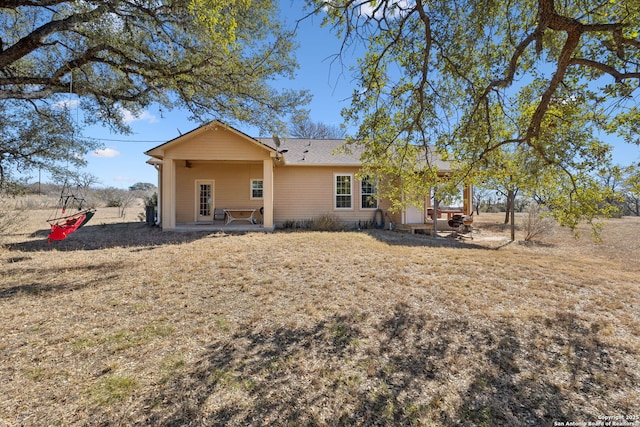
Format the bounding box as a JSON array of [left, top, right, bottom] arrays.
[[120, 108, 158, 124], [92, 148, 120, 158], [114, 176, 137, 182]]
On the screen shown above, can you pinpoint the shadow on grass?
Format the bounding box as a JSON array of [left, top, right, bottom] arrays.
[[8, 222, 505, 252], [6, 222, 214, 252], [365, 229, 500, 250], [0, 261, 121, 299], [129, 306, 636, 426]]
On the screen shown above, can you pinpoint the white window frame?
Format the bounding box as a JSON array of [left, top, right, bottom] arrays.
[[334, 173, 353, 210], [250, 179, 264, 200], [360, 176, 378, 210]]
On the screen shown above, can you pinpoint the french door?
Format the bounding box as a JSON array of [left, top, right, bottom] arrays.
[[195, 180, 214, 222]]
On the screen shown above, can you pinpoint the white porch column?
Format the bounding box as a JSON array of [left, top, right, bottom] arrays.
[[162, 157, 176, 229], [156, 164, 162, 226], [262, 157, 274, 229]]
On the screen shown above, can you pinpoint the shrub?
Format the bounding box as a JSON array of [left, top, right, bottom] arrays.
[[12, 195, 60, 210], [309, 214, 346, 231], [281, 214, 347, 231], [522, 203, 556, 241], [92, 187, 137, 217], [281, 219, 311, 230], [0, 203, 21, 244], [144, 192, 158, 208]]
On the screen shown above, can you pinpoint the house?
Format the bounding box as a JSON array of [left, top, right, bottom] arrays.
[[144, 120, 472, 231]]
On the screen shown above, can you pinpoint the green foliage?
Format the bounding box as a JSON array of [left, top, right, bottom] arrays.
[[1, 0, 309, 187], [308, 0, 640, 232], [0, 102, 101, 190], [533, 167, 617, 239], [129, 182, 156, 192], [144, 192, 158, 208], [621, 163, 640, 216], [1, 0, 308, 132], [188, 0, 251, 51]]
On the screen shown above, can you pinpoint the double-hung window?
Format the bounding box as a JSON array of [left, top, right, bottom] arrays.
[[360, 176, 378, 209], [250, 179, 263, 199], [335, 174, 352, 209]]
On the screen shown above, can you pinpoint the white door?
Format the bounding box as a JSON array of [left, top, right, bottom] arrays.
[[405, 205, 424, 224], [195, 180, 214, 222]]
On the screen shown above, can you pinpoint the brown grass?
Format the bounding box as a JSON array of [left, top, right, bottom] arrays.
[[1, 203, 639, 426]]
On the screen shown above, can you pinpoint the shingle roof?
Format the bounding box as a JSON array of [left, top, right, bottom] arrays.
[[258, 137, 450, 170], [258, 138, 360, 165], [144, 120, 450, 170]]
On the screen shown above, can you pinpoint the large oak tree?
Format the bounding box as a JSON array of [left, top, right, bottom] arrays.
[[0, 0, 309, 188], [308, 0, 640, 229]]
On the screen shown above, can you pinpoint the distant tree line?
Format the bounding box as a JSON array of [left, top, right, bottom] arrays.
[[474, 162, 640, 219], [289, 119, 345, 139], [8, 180, 157, 216]]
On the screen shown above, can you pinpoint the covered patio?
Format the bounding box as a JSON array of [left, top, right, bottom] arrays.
[[145, 121, 277, 231]]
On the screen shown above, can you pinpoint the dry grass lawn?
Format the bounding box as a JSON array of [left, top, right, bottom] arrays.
[[1, 202, 639, 426]]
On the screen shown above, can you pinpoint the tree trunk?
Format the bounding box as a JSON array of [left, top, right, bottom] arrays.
[[510, 201, 516, 241], [432, 198, 439, 236], [504, 189, 516, 241], [504, 190, 514, 224]]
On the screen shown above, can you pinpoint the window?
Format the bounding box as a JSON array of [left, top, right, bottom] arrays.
[[251, 179, 263, 199], [335, 174, 352, 209], [360, 176, 378, 209]]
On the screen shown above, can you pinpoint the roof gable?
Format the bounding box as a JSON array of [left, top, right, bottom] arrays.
[[145, 120, 276, 160]]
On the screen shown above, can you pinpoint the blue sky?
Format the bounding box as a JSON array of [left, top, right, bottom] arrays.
[[78, 4, 355, 189], [75, 2, 638, 189]]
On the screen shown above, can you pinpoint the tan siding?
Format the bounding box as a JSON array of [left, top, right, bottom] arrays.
[[273, 167, 333, 220], [214, 163, 265, 210], [171, 158, 402, 226], [385, 207, 402, 225], [165, 127, 270, 161], [175, 165, 200, 223], [273, 166, 389, 225]]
